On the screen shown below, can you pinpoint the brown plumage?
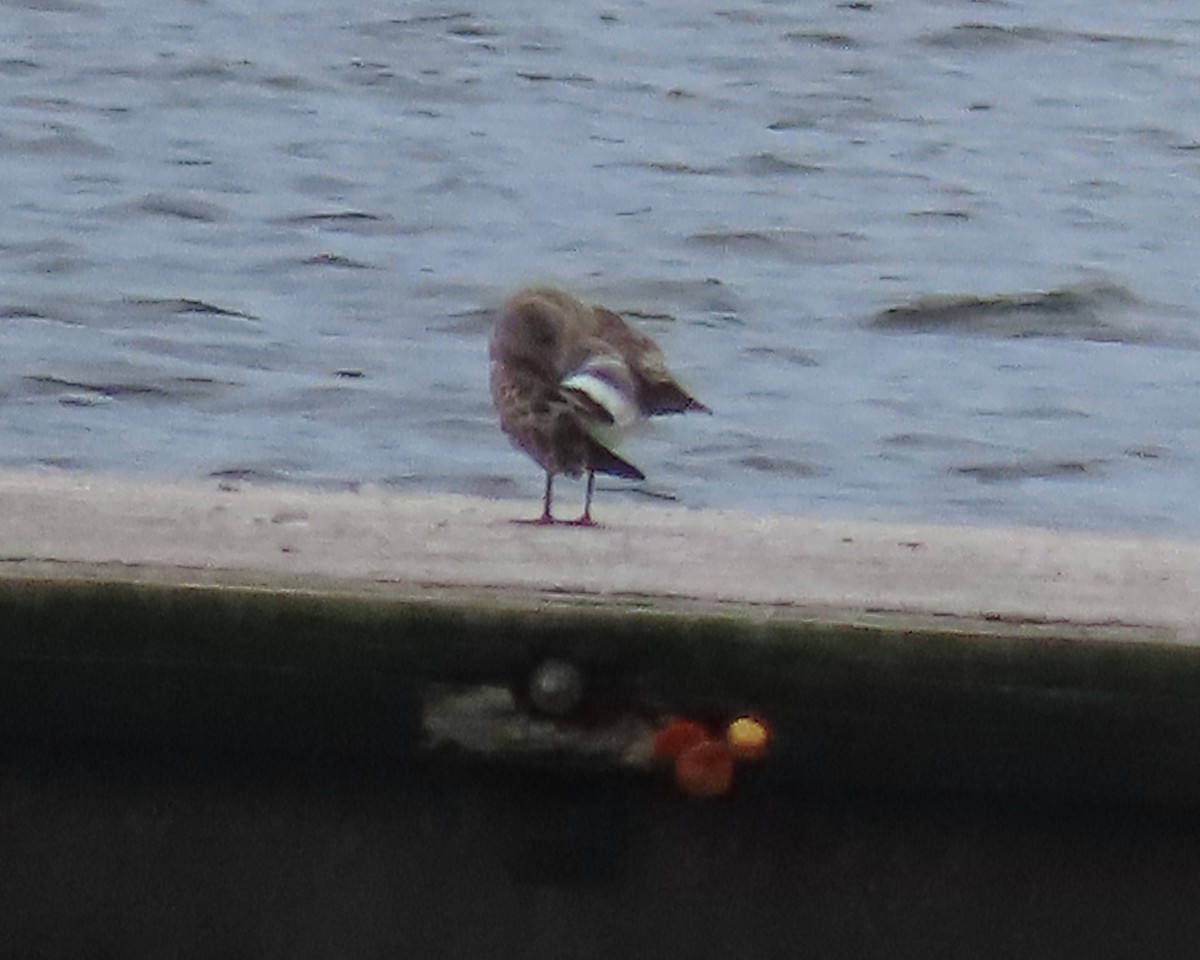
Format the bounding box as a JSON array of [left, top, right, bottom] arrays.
[[489, 286, 709, 525]]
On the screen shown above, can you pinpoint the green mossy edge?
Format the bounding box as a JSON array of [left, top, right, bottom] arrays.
[[2, 574, 1200, 804]]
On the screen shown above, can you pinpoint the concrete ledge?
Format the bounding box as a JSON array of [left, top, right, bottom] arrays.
[[4, 469, 1200, 632], [3, 469, 1200, 804]]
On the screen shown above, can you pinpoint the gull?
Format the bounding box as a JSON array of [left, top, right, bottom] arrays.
[[489, 286, 709, 525]]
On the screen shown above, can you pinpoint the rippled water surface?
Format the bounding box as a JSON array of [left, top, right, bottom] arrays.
[[2, 0, 1199, 535]]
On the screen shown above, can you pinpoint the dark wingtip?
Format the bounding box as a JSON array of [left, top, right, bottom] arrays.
[[643, 382, 712, 417], [587, 437, 646, 481]]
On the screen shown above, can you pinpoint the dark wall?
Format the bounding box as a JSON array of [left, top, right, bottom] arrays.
[[2, 745, 1196, 960]]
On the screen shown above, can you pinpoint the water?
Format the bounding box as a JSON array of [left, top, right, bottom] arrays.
[[2, 0, 1199, 536]]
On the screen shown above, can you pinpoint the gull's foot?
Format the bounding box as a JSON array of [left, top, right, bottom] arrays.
[[510, 515, 599, 527], [512, 514, 557, 526]]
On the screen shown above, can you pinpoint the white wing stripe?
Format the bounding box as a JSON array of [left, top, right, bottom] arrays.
[[561, 371, 640, 428]]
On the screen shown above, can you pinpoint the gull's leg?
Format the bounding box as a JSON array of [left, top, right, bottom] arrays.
[[569, 470, 598, 527], [512, 471, 557, 525], [542, 471, 555, 524]]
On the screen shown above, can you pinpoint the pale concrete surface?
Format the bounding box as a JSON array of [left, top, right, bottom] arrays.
[[1, 468, 1198, 637]]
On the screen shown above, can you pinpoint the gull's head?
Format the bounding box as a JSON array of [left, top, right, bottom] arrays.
[[491, 296, 563, 374]]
